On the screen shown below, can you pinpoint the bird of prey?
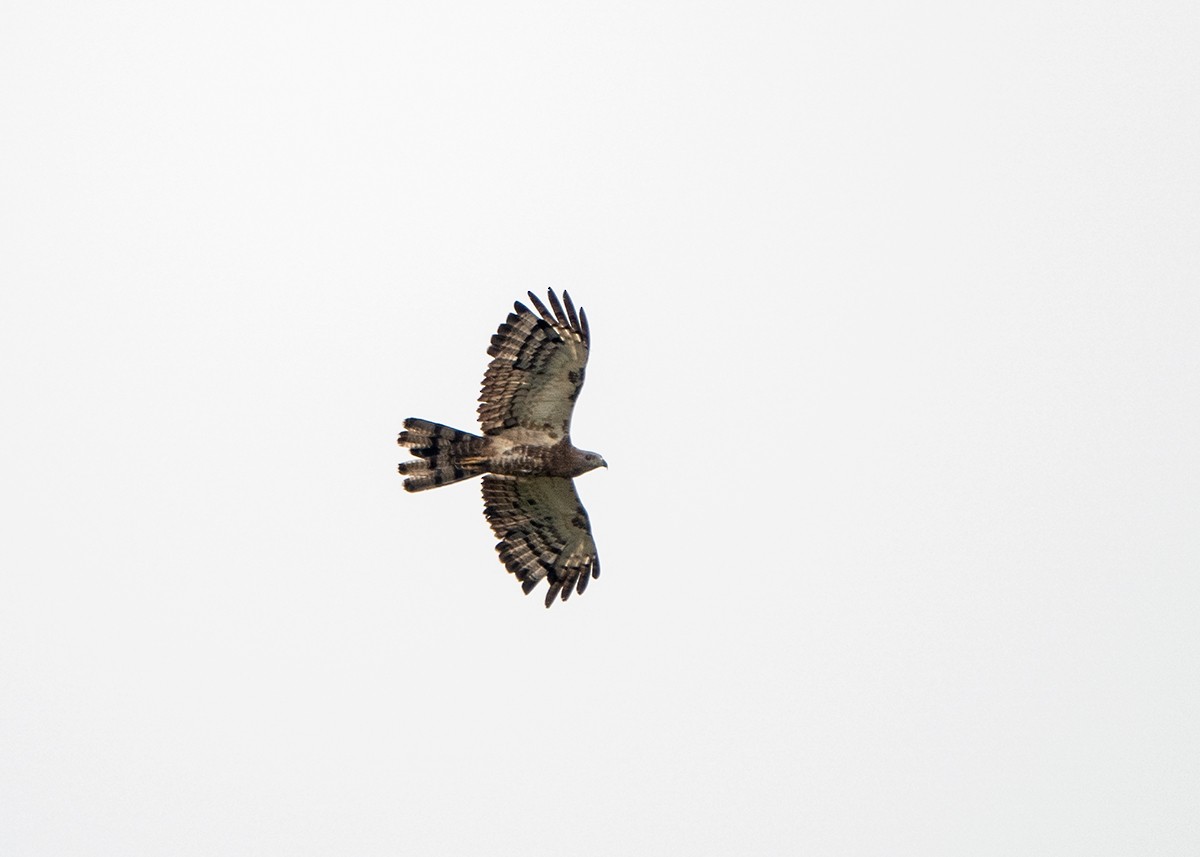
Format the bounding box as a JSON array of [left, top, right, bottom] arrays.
[[397, 289, 606, 607]]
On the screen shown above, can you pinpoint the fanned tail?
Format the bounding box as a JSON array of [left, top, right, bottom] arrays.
[[397, 418, 489, 492]]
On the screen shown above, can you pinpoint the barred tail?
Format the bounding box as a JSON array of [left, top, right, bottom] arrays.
[[397, 418, 489, 492]]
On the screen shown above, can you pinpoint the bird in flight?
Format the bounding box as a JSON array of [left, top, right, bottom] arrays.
[[398, 289, 606, 607]]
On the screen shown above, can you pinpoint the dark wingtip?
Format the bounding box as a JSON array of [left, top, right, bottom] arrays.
[[562, 291, 582, 335], [545, 289, 570, 330], [526, 290, 552, 321]]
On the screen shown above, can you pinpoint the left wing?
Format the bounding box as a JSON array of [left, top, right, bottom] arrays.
[[481, 475, 600, 607], [477, 289, 590, 438]]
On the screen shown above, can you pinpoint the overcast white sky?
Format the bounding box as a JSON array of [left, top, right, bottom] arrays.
[[2, 2, 1198, 855]]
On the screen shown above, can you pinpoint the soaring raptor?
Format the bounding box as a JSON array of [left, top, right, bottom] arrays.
[[397, 289, 606, 607]]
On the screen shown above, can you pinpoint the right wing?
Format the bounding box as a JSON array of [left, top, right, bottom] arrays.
[[481, 474, 600, 607]]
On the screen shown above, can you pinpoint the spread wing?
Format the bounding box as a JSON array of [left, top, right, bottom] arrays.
[[478, 289, 590, 437], [481, 475, 600, 607]]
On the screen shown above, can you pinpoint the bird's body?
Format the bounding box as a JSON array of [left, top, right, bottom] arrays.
[[490, 436, 605, 479], [397, 289, 605, 607]]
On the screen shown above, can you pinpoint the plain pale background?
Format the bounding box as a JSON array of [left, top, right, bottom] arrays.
[[2, 2, 1197, 854]]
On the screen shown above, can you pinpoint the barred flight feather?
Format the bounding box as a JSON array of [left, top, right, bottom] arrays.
[[396, 418, 489, 492]]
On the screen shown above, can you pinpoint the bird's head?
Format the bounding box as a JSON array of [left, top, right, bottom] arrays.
[[577, 450, 608, 475]]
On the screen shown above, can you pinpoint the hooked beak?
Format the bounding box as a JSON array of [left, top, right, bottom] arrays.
[[601, 459, 608, 469]]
